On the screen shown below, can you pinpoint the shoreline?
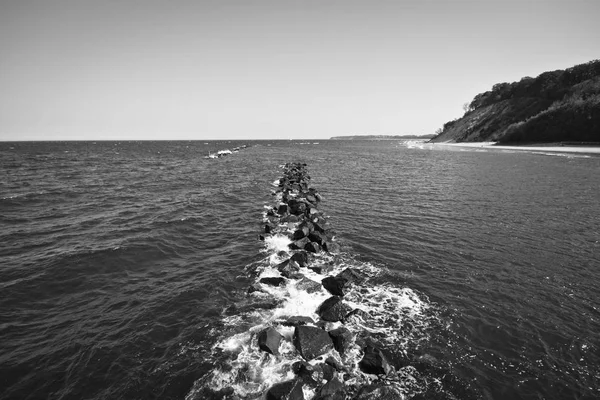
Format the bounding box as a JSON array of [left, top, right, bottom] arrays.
[[431, 141, 600, 154]]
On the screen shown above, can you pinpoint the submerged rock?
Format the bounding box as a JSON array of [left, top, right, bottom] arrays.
[[293, 325, 334, 360], [317, 296, 353, 322], [258, 327, 284, 355], [265, 379, 304, 400], [353, 385, 403, 400], [296, 277, 322, 293], [358, 345, 393, 375]]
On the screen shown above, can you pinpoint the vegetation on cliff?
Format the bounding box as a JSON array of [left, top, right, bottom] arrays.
[[430, 60, 600, 143]]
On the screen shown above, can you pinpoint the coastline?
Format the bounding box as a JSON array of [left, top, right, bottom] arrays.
[[431, 142, 600, 154]]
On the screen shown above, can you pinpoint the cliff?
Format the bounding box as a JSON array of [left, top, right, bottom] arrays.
[[430, 60, 600, 143]]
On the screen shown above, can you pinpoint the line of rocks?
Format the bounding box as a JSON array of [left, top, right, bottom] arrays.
[[256, 163, 404, 400]]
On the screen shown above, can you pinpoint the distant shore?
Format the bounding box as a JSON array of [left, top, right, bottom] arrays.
[[432, 142, 600, 154]]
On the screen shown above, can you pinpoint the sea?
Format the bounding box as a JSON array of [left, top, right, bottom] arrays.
[[1, 140, 599, 400]]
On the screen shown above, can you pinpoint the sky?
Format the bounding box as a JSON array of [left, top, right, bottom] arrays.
[[0, 0, 598, 141]]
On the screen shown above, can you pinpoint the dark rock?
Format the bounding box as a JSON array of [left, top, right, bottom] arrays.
[[281, 315, 315, 327], [321, 276, 350, 296], [265, 379, 304, 400], [320, 363, 335, 381], [315, 377, 345, 400], [292, 361, 322, 386], [259, 235, 265, 241], [358, 345, 393, 375], [317, 296, 353, 322], [278, 260, 301, 278], [353, 385, 402, 400], [290, 252, 309, 268], [260, 277, 286, 286], [290, 237, 310, 250], [293, 325, 334, 360], [292, 226, 310, 240], [328, 327, 353, 355], [288, 200, 308, 215], [296, 277, 322, 293], [247, 283, 264, 294], [308, 263, 333, 275], [265, 223, 274, 234], [308, 231, 327, 246], [305, 241, 321, 253], [277, 204, 289, 215], [258, 327, 284, 355], [336, 268, 367, 285], [325, 355, 344, 371]]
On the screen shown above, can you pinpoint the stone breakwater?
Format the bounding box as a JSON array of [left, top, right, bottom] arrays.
[[187, 163, 439, 400]]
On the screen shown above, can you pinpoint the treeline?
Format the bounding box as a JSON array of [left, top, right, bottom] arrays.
[[431, 60, 600, 143]]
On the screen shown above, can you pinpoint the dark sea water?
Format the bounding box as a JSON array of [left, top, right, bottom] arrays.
[[1, 140, 599, 400]]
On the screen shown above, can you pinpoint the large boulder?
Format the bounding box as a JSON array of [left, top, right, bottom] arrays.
[[290, 251, 309, 268], [328, 327, 353, 355], [258, 327, 284, 355], [293, 325, 334, 360], [358, 345, 393, 375], [265, 379, 304, 400], [317, 296, 353, 322], [321, 276, 350, 296]]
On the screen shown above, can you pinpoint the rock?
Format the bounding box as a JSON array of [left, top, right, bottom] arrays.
[[247, 283, 264, 294], [315, 377, 345, 400], [320, 363, 335, 381], [265, 379, 304, 400], [292, 226, 310, 240], [324, 242, 341, 254], [358, 345, 393, 375], [292, 361, 322, 386], [258, 327, 284, 355], [260, 277, 286, 286], [353, 385, 403, 400], [277, 204, 289, 215], [296, 277, 322, 293], [281, 214, 300, 223], [265, 223, 274, 234], [336, 268, 367, 285], [321, 276, 350, 296], [328, 327, 353, 355], [308, 231, 327, 246], [293, 325, 334, 360], [279, 260, 301, 278], [281, 315, 315, 327], [317, 296, 353, 322], [288, 200, 307, 215], [290, 252, 309, 268], [305, 241, 321, 253], [325, 355, 345, 371], [290, 237, 310, 250]]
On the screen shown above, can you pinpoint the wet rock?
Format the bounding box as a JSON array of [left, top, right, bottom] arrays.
[[305, 241, 321, 253], [315, 377, 345, 400], [292, 361, 322, 386], [247, 283, 264, 294], [308, 231, 327, 246], [278, 260, 301, 279], [292, 226, 310, 240], [288, 200, 307, 215], [296, 277, 322, 293], [358, 345, 393, 375], [353, 385, 402, 400], [290, 237, 310, 250], [325, 355, 345, 371], [293, 325, 334, 360], [265, 223, 275, 234], [290, 251, 309, 268], [265, 379, 304, 400], [328, 327, 353, 355], [281, 315, 315, 327], [258, 327, 284, 355], [320, 363, 335, 381], [317, 296, 353, 322], [277, 204, 289, 215], [260, 277, 286, 286], [336, 268, 367, 284], [321, 276, 350, 296], [281, 214, 300, 223], [324, 242, 341, 254]]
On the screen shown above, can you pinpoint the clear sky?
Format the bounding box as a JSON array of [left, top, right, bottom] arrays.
[[1, 0, 598, 141]]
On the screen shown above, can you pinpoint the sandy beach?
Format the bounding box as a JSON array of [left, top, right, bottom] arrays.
[[432, 142, 600, 154]]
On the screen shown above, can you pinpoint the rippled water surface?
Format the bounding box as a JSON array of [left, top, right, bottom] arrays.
[[1, 140, 599, 399]]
